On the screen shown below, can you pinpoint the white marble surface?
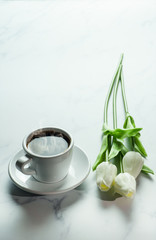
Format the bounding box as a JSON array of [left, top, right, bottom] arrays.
[[0, 0, 156, 239]]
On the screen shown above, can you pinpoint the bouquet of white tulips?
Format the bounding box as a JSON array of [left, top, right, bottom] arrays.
[[93, 54, 154, 199]]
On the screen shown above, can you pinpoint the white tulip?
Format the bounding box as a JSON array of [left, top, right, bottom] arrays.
[[96, 162, 117, 191], [114, 173, 136, 199], [123, 151, 144, 178]]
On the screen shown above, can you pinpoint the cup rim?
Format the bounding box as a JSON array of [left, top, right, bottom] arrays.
[[22, 127, 74, 159]]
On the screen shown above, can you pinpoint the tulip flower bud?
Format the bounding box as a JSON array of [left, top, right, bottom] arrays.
[[123, 151, 144, 178], [96, 162, 117, 191], [114, 173, 136, 199]]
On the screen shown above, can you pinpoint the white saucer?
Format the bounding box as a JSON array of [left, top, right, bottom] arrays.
[[8, 145, 90, 195]]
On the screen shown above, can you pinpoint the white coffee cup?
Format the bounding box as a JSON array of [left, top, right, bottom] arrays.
[[16, 127, 74, 183]]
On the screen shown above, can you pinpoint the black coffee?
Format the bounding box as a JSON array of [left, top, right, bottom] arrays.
[[28, 136, 68, 156]]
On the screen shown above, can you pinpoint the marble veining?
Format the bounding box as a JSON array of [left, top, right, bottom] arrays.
[[12, 195, 66, 220], [0, 0, 156, 240]]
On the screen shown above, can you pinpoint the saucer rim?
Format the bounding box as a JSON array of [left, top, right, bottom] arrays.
[[8, 145, 91, 195]]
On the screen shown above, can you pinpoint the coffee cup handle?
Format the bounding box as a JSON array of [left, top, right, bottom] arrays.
[[16, 155, 36, 175]]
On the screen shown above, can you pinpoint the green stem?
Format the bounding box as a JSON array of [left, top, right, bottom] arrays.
[[106, 135, 111, 162], [92, 54, 124, 169], [104, 54, 124, 124], [120, 67, 134, 151], [113, 65, 122, 129], [104, 54, 124, 162], [120, 68, 129, 115], [119, 153, 124, 173]]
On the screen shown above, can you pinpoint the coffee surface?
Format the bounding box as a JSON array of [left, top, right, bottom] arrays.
[[28, 136, 68, 156]]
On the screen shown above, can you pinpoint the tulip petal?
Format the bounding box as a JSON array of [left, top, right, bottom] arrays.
[[100, 182, 110, 191], [114, 173, 136, 199], [96, 162, 117, 192], [123, 151, 144, 178]]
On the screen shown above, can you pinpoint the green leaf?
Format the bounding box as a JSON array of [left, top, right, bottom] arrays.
[[123, 113, 147, 157], [103, 127, 142, 139], [123, 114, 136, 129], [134, 136, 147, 157], [108, 138, 125, 160], [121, 145, 129, 155], [92, 135, 108, 171], [110, 153, 123, 174], [141, 165, 154, 175], [102, 123, 109, 132]]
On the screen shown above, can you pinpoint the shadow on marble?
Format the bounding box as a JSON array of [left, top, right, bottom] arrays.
[[75, 180, 89, 191], [88, 173, 134, 219], [97, 187, 121, 201], [137, 172, 154, 185], [98, 189, 134, 220], [89, 171, 120, 201], [8, 181, 36, 196], [8, 181, 83, 226]]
